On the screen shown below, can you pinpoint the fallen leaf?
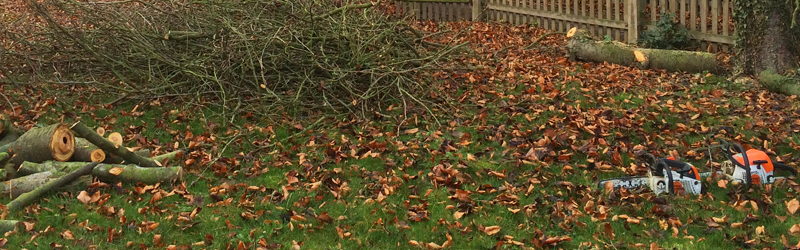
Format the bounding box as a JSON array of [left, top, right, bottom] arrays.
[[790, 224, 800, 236], [483, 225, 501, 235], [77, 191, 92, 204], [61, 230, 74, 240], [787, 199, 799, 215]]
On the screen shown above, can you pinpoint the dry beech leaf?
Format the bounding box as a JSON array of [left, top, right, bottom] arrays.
[[483, 225, 501, 235], [61, 230, 74, 240], [108, 167, 124, 176], [77, 191, 92, 204], [787, 199, 799, 215], [790, 224, 800, 236]]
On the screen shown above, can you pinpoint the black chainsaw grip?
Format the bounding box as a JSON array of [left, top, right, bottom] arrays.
[[719, 139, 751, 190], [657, 159, 675, 194]]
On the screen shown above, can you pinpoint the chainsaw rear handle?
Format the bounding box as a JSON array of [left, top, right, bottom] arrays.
[[719, 139, 751, 190]]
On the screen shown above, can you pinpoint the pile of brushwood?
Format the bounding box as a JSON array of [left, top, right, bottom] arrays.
[[0, 116, 183, 233], [1, 0, 465, 116]]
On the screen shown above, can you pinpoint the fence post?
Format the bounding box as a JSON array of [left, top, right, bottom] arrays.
[[627, 0, 646, 43], [472, 0, 482, 21]]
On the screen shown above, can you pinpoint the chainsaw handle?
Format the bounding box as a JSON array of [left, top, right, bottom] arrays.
[[656, 158, 675, 194], [719, 139, 751, 190]]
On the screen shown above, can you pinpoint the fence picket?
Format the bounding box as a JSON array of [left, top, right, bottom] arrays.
[[711, 0, 719, 34], [700, 0, 707, 33], [690, 0, 697, 30], [680, 0, 686, 26], [722, 0, 730, 35], [615, 0, 620, 21], [669, 0, 676, 14]]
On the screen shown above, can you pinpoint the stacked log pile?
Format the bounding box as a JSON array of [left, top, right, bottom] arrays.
[[0, 115, 184, 233]]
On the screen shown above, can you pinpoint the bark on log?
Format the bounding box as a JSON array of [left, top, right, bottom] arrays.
[[104, 149, 150, 164], [6, 162, 98, 214], [2, 172, 54, 198], [19, 161, 183, 184], [0, 220, 21, 234], [70, 122, 159, 168], [633, 49, 724, 74], [1, 172, 91, 198], [72, 138, 106, 163], [565, 28, 724, 74], [93, 164, 183, 184], [0, 133, 19, 149], [9, 124, 75, 169], [566, 28, 637, 67]]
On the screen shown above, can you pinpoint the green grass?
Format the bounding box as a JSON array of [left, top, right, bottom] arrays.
[[3, 46, 800, 250]]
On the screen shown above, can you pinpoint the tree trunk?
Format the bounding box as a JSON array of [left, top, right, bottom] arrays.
[[734, 0, 800, 95]]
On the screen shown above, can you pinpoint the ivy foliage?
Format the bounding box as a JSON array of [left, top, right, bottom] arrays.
[[638, 13, 691, 50]]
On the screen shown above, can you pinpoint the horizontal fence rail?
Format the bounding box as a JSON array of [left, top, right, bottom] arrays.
[[395, 0, 736, 52]]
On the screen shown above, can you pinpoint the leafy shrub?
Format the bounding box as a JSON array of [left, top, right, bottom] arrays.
[[638, 13, 692, 49]]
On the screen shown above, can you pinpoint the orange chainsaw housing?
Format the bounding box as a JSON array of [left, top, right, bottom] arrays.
[[732, 149, 773, 185]]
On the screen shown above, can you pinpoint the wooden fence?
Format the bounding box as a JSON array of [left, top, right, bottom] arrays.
[[395, 0, 735, 51]]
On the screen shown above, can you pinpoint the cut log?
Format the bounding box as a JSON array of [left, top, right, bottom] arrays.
[[19, 161, 183, 184], [107, 132, 123, 148], [0, 220, 21, 234], [8, 124, 75, 169], [96, 126, 106, 137], [6, 162, 98, 214], [633, 49, 724, 74], [72, 138, 106, 163], [566, 28, 638, 68], [1, 172, 91, 198], [70, 122, 159, 168], [565, 27, 725, 74]]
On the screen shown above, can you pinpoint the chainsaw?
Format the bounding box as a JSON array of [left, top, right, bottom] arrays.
[[598, 153, 703, 195], [706, 139, 797, 190]]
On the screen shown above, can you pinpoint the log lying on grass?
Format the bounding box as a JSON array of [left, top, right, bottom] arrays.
[[8, 124, 75, 169], [0, 172, 92, 198], [70, 122, 159, 168], [0, 220, 21, 234], [72, 138, 106, 163], [6, 162, 99, 214], [19, 161, 184, 184], [565, 27, 724, 74]]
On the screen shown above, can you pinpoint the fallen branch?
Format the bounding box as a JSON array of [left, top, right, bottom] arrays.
[[104, 149, 150, 164], [8, 124, 75, 168], [314, 0, 380, 20], [70, 122, 158, 167], [6, 162, 99, 214], [19, 161, 183, 184], [93, 164, 183, 184]]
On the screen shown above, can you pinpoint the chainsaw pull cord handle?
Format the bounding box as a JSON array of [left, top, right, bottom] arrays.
[[720, 139, 751, 190]]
